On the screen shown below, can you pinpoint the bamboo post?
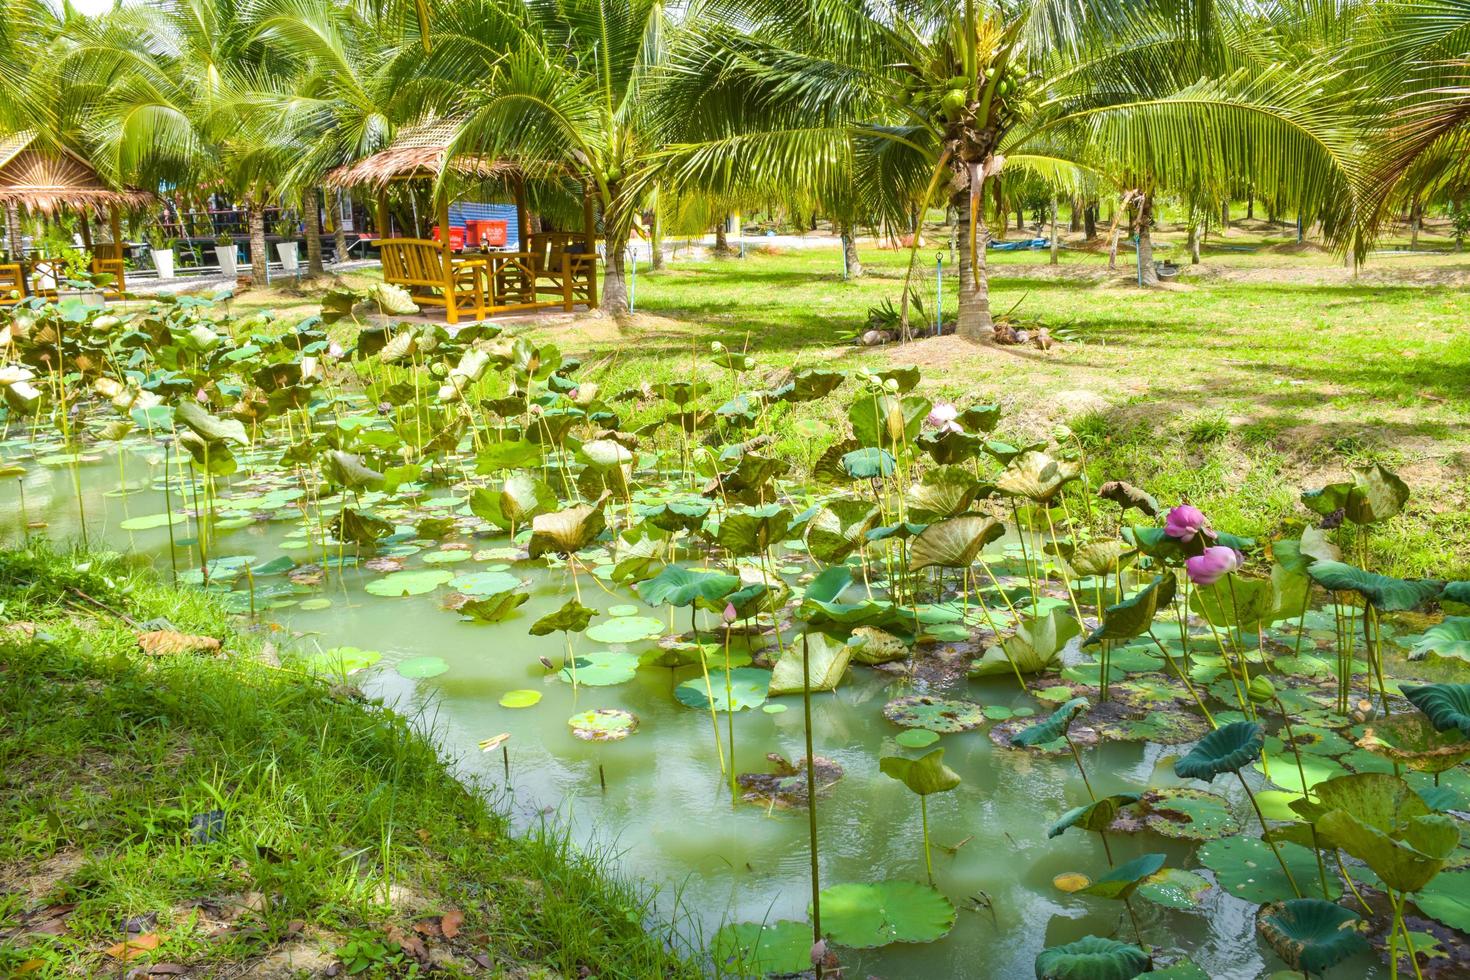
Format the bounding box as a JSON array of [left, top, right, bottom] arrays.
[[109, 205, 125, 293], [438, 190, 457, 324], [375, 190, 390, 239], [582, 184, 597, 307], [78, 211, 93, 251], [512, 177, 529, 252]]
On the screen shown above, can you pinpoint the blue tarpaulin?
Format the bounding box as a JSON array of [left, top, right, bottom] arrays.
[[447, 202, 520, 248]]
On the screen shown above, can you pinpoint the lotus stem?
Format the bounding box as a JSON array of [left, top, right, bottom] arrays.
[[1388, 887, 1400, 980], [1234, 770, 1301, 898], [802, 633, 822, 954], [1042, 506, 1085, 626], [1145, 630, 1215, 728], [1123, 895, 1144, 944], [691, 608, 725, 776], [1098, 829, 1114, 867], [724, 623, 736, 803], [1393, 890, 1424, 980], [162, 443, 178, 584], [921, 794, 933, 885], [1064, 734, 1095, 801]]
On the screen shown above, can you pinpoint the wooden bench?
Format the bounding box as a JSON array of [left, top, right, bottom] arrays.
[[0, 263, 22, 305], [377, 238, 486, 324], [526, 232, 597, 309]]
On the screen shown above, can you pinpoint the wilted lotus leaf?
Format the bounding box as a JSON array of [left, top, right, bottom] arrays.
[[1256, 899, 1369, 976], [567, 707, 638, 741], [1097, 480, 1160, 517], [883, 694, 986, 733], [813, 880, 954, 948], [1357, 714, 1470, 773], [850, 626, 908, 665], [1303, 464, 1409, 526], [529, 599, 597, 635], [737, 753, 843, 808], [528, 495, 609, 557], [1013, 696, 1090, 747], [805, 500, 880, 563], [436, 348, 491, 401], [1069, 540, 1138, 578], [909, 515, 1003, 571], [1299, 773, 1458, 893], [176, 431, 237, 475], [719, 581, 786, 621], [768, 633, 851, 695], [1048, 793, 1140, 839], [880, 748, 961, 796], [996, 450, 1080, 503], [1034, 936, 1151, 980], [774, 366, 844, 403], [1135, 788, 1240, 840], [813, 438, 862, 484], [365, 281, 419, 316], [1402, 683, 1470, 737], [415, 516, 456, 539]]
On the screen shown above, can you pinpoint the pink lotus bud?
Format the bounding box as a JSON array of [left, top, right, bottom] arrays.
[[722, 602, 737, 623], [1186, 546, 1243, 586]]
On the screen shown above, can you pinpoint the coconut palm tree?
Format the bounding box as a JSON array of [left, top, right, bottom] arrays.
[[652, 0, 1361, 341], [388, 0, 674, 315]]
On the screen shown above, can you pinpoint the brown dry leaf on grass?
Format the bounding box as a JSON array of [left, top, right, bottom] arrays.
[[105, 931, 164, 960], [137, 631, 221, 656]]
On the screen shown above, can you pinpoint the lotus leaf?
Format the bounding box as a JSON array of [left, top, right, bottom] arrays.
[[449, 571, 522, 595], [642, 499, 712, 533], [1174, 721, 1263, 781], [848, 393, 930, 449], [1035, 936, 1151, 980], [880, 747, 962, 796], [1307, 560, 1443, 612], [1414, 870, 1470, 933], [768, 633, 852, 695], [717, 504, 793, 555], [568, 708, 638, 741], [1013, 697, 1090, 747], [175, 400, 249, 445], [1080, 853, 1167, 900], [364, 569, 454, 597], [321, 450, 384, 490], [1136, 868, 1212, 910], [972, 609, 1082, 678], [1357, 715, 1470, 773], [1402, 683, 1470, 738], [916, 428, 984, 465], [1138, 788, 1241, 840], [303, 646, 381, 675], [1097, 481, 1160, 517], [1198, 837, 1341, 903], [396, 655, 448, 678], [909, 515, 1004, 571], [1316, 808, 1458, 893], [471, 473, 557, 531], [1303, 464, 1409, 525], [1049, 793, 1141, 838], [709, 920, 812, 977], [1069, 540, 1138, 578], [529, 599, 597, 635], [561, 651, 639, 686], [895, 729, 939, 748], [996, 450, 1081, 503], [1411, 617, 1470, 663], [1084, 576, 1176, 646], [585, 616, 665, 644], [499, 689, 541, 708], [460, 591, 529, 623], [805, 500, 880, 563], [1445, 581, 1470, 605], [528, 496, 609, 557], [636, 565, 739, 608], [884, 694, 987, 733], [840, 446, 896, 479], [675, 667, 771, 712], [812, 880, 954, 948], [907, 465, 982, 520], [474, 439, 543, 474], [1256, 899, 1369, 975]]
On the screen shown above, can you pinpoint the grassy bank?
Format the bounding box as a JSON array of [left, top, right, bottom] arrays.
[[215, 222, 1470, 578], [0, 546, 695, 978]]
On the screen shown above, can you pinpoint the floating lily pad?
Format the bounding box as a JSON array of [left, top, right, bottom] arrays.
[[1198, 837, 1341, 903], [422, 549, 470, 564], [568, 708, 638, 741], [675, 668, 770, 712], [1138, 788, 1241, 841], [303, 646, 381, 675], [298, 597, 333, 611], [499, 689, 542, 708], [813, 880, 955, 948], [896, 729, 941, 748], [1053, 872, 1091, 893], [585, 615, 666, 644], [120, 511, 187, 531], [397, 655, 449, 678], [1137, 868, 1212, 910], [607, 603, 640, 617], [562, 651, 640, 686], [448, 570, 521, 595], [710, 920, 812, 976], [1035, 936, 1152, 980], [365, 569, 454, 597], [737, 754, 843, 809], [883, 695, 986, 733]]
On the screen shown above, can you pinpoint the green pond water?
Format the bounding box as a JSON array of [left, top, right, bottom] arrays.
[[2, 437, 1412, 979]]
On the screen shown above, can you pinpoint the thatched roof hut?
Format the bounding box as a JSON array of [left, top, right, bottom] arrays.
[[325, 119, 519, 191], [0, 131, 152, 215]]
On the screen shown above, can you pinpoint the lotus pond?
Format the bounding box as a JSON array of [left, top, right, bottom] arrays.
[[2, 293, 1469, 979]]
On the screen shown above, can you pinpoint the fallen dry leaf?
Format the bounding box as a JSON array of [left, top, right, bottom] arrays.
[[137, 631, 221, 656], [106, 932, 164, 961], [411, 917, 441, 938], [440, 909, 463, 939]]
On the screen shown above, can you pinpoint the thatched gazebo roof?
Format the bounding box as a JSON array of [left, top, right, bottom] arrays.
[[325, 119, 520, 191], [0, 131, 152, 215]]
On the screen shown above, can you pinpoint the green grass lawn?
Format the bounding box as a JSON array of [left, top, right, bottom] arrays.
[[223, 220, 1470, 577], [0, 546, 695, 978]]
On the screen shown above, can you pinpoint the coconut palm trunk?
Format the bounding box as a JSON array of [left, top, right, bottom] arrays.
[[840, 220, 863, 277], [1187, 219, 1201, 264], [602, 225, 630, 314], [304, 190, 324, 277], [247, 201, 268, 288], [714, 219, 729, 255], [1136, 194, 1160, 287], [955, 170, 993, 342], [5, 205, 23, 260]]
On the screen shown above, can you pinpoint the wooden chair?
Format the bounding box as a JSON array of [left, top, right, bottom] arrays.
[[0, 263, 23, 305], [525, 232, 597, 311], [377, 238, 486, 324], [27, 257, 66, 299], [89, 243, 127, 298]]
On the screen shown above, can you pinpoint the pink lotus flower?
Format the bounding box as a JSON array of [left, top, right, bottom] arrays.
[[722, 602, 738, 623], [1186, 546, 1243, 586], [327, 341, 345, 360], [1164, 504, 1208, 542], [926, 402, 962, 434]]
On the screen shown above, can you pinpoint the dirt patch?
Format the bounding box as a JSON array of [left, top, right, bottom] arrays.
[[0, 848, 86, 903]]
